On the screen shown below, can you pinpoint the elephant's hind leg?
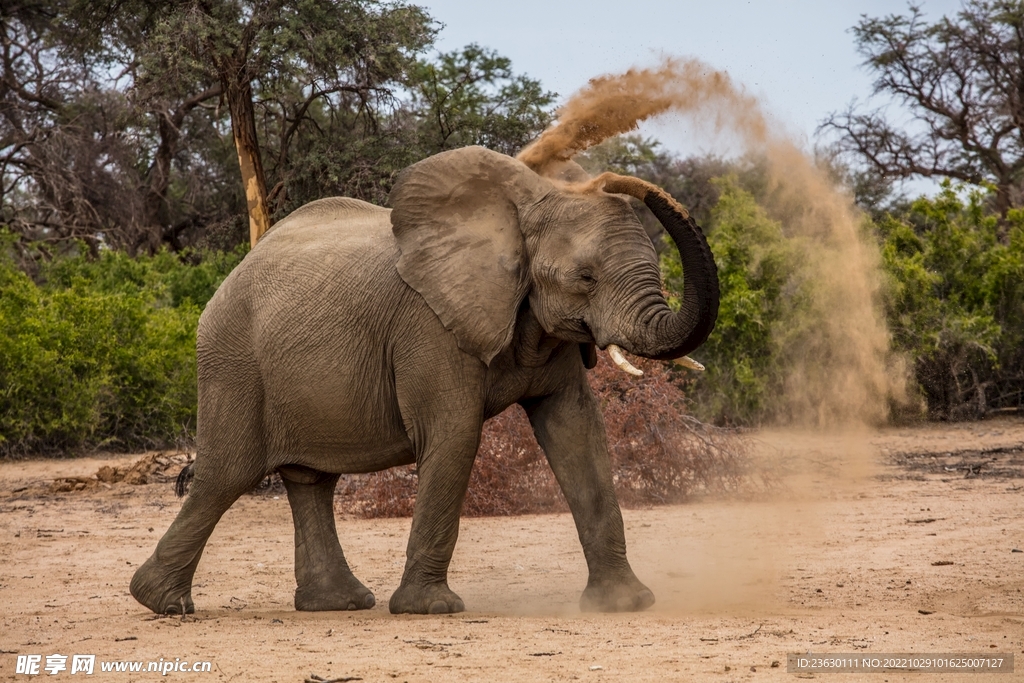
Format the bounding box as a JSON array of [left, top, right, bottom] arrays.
[[130, 460, 265, 614], [279, 465, 375, 611]]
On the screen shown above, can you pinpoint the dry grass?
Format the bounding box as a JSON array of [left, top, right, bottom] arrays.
[[337, 351, 758, 518]]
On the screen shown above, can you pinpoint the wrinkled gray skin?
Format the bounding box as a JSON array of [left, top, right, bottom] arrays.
[[130, 146, 719, 616]]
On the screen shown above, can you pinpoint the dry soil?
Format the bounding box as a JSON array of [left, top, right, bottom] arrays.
[[1, 418, 1022, 682]]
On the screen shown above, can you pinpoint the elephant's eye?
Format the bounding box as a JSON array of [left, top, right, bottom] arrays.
[[579, 271, 596, 286]]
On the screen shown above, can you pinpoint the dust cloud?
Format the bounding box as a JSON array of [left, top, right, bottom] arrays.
[[518, 59, 909, 613], [518, 57, 906, 433]]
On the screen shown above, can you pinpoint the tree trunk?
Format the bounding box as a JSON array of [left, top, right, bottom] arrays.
[[223, 73, 271, 247], [143, 87, 221, 254], [141, 114, 177, 254]]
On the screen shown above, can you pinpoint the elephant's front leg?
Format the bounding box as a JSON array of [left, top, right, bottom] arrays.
[[389, 363, 484, 615], [522, 366, 655, 613]]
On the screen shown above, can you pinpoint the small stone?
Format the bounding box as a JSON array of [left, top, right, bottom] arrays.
[[96, 466, 123, 484], [124, 471, 147, 485], [771, 661, 781, 668], [589, 665, 603, 671]]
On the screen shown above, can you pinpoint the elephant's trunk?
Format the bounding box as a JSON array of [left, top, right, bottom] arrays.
[[591, 173, 720, 362]]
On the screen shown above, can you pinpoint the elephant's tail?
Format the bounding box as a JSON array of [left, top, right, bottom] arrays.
[[175, 462, 195, 498]]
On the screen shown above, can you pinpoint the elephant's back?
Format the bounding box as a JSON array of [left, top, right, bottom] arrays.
[[261, 196, 390, 242], [201, 197, 403, 335], [204, 195, 414, 352], [256, 196, 394, 257]]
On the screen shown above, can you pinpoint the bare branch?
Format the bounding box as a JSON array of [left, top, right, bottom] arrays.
[[824, 1, 1024, 218]]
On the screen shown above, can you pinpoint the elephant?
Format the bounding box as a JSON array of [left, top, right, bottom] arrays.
[[129, 145, 719, 616]]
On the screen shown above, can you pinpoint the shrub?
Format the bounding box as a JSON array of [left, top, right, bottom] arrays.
[[660, 176, 1024, 423], [878, 184, 1024, 418], [37, 243, 246, 308], [661, 177, 811, 425], [337, 350, 754, 518], [0, 237, 242, 455]]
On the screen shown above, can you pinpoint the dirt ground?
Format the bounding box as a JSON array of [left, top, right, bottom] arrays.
[[1, 418, 1022, 682]]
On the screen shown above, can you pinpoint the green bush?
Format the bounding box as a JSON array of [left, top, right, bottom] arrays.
[[662, 177, 812, 425], [662, 178, 1024, 424], [38, 244, 246, 308], [0, 238, 243, 455], [5, 177, 1020, 458], [878, 184, 1024, 419]]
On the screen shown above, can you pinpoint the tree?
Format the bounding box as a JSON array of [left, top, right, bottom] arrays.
[[660, 177, 810, 425], [877, 184, 1024, 418], [0, 2, 131, 250], [1, 1, 244, 254], [410, 44, 555, 157], [142, 0, 435, 246], [575, 135, 762, 244], [823, 1, 1024, 223], [2, 2, 552, 252], [256, 42, 555, 212]]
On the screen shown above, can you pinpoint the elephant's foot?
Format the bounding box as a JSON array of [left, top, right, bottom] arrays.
[[295, 570, 376, 612], [388, 581, 465, 615], [580, 573, 655, 613], [130, 557, 195, 615]]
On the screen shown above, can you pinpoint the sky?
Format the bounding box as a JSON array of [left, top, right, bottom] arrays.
[[418, 0, 964, 166]]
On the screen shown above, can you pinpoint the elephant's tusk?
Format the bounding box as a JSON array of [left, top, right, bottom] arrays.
[[606, 344, 644, 377], [675, 356, 705, 372]]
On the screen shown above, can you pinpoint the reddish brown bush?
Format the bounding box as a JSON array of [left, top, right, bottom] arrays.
[[335, 405, 561, 518], [337, 351, 753, 518]]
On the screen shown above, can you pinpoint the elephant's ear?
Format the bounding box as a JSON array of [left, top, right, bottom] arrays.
[[390, 146, 553, 365]]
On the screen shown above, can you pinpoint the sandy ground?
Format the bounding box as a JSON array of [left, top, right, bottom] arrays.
[[1, 418, 1022, 682]]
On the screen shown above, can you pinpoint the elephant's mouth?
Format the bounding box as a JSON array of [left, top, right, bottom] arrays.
[[576, 318, 595, 342], [573, 320, 696, 377]]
